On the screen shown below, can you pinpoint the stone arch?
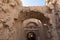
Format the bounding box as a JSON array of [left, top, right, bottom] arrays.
[[19, 10, 50, 25], [22, 18, 44, 40], [22, 18, 42, 28], [18, 10, 50, 40]]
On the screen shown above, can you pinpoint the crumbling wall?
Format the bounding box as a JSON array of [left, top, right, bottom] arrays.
[[0, 0, 22, 40]]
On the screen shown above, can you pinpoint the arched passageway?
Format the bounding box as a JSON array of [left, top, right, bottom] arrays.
[[19, 10, 50, 25], [22, 18, 44, 40], [17, 10, 51, 40]]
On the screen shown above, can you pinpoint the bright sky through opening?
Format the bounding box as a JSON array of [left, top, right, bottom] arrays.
[[21, 0, 46, 6]]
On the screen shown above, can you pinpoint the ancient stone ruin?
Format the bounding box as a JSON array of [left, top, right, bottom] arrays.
[[0, 0, 60, 40]]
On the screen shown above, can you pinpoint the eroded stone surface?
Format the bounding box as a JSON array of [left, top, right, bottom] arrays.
[[0, 0, 60, 40], [0, 0, 22, 40]]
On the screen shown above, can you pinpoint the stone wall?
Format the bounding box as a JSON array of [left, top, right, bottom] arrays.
[[0, 0, 60, 40], [0, 0, 22, 40]]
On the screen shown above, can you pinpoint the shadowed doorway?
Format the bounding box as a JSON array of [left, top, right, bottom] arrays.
[[27, 32, 36, 40]]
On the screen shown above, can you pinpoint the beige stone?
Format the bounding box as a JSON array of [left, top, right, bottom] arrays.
[[0, 0, 60, 40], [46, 0, 57, 9], [0, 0, 22, 40]]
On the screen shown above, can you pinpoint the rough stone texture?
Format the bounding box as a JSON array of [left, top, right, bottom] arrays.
[[0, 0, 22, 40], [46, 0, 60, 40], [0, 0, 60, 40], [17, 7, 52, 40]]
